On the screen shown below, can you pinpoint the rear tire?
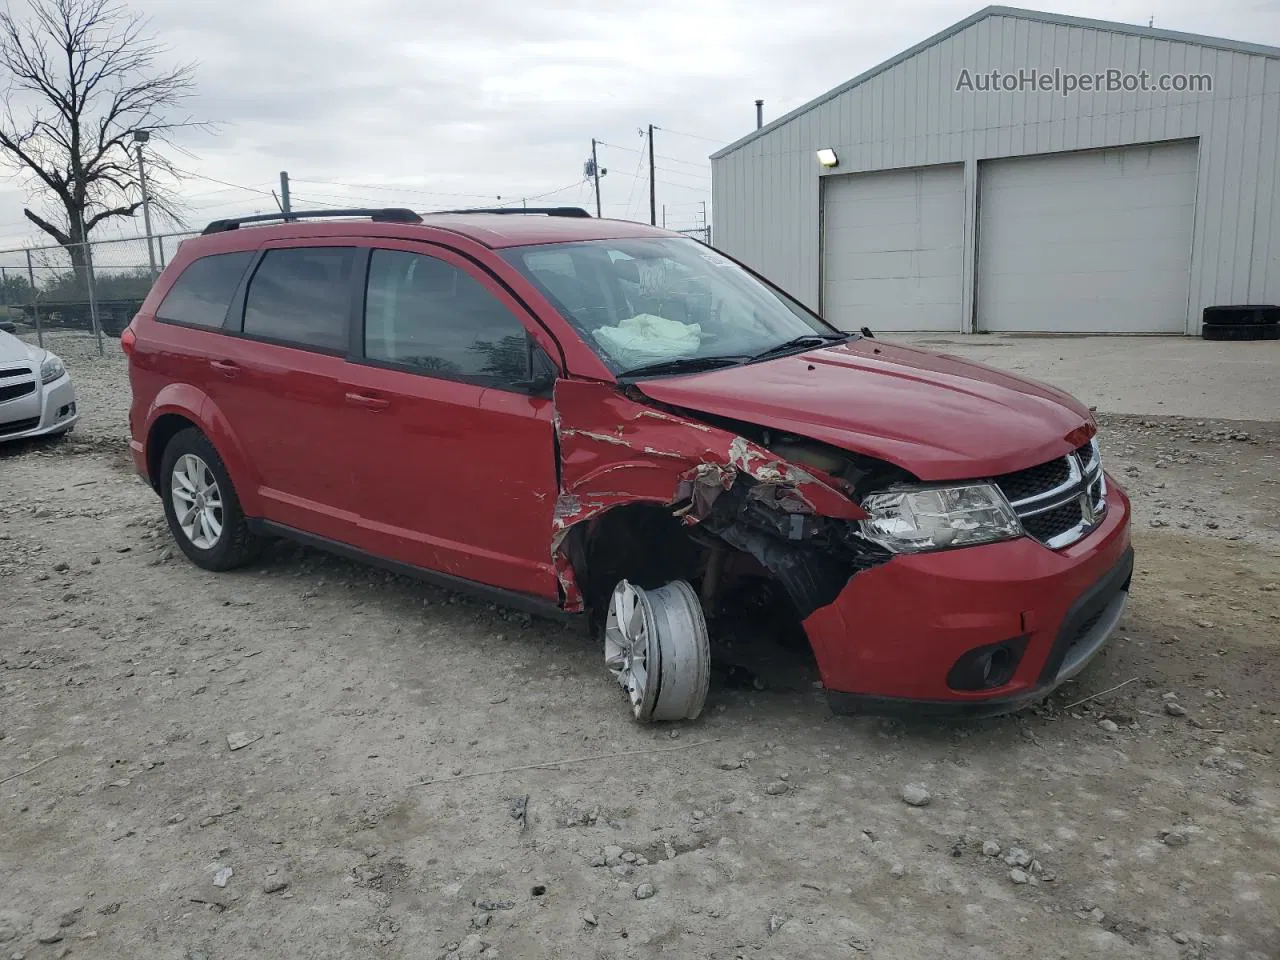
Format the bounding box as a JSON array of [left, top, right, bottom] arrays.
[[160, 427, 262, 571]]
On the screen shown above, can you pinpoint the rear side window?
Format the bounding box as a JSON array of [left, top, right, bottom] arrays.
[[155, 251, 254, 328], [243, 247, 356, 352], [364, 249, 532, 386]]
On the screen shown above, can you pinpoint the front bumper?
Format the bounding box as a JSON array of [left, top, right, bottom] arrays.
[[804, 480, 1132, 715], [0, 371, 78, 442]]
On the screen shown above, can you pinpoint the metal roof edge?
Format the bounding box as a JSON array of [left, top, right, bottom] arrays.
[[710, 5, 1280, 161]]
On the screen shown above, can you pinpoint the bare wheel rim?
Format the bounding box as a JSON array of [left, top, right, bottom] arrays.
[[171, 453, 224, 550], [604, 580, 659, 720], [604, 579, 710, 723]]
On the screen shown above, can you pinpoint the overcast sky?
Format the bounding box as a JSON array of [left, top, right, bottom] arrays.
[[1, 0, 1279, 251]]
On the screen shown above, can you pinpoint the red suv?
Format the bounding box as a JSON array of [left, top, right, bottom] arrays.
[[124, 207, 1132, 721]]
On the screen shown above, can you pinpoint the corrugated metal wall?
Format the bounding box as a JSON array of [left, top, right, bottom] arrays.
[[711, 12, 1280, 333]]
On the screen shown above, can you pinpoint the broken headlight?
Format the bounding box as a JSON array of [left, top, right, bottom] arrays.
[[858, 483, 1022, 554]]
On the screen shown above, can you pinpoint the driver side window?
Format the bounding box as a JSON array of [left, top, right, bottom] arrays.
[[364, 249, 533, 388]]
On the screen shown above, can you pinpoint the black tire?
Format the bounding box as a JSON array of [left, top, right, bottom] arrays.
[[1202, 305, 1279, 326], [1202, 323, 1280, 341], [159, 427, 262, 571]]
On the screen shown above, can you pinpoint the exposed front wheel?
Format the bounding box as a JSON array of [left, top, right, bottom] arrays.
[[604, 579, 710, 722]]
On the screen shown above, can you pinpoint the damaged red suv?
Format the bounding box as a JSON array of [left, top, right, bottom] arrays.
[[124, 207, 1132, 721]]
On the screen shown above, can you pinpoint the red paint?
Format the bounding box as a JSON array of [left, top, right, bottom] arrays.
[[127, 214, 1132, 710], [638, 338, 1095, 481], [552, 379, 864, 530], [804, 483, 1131, 702]]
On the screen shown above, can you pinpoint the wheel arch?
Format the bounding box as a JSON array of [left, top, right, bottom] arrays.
[[143, 384, 261, 515], [565, 501, 705, 617]]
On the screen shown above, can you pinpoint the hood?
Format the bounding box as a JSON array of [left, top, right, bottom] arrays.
[[635, 339, 1094, 481], [0, 330, 40, 368]]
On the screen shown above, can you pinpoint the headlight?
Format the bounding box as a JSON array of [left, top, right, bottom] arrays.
[[859, 483, 1022, 553], [40, 353, 65, 384]]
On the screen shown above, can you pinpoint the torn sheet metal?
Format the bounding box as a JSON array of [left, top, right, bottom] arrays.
[[551, 379, 867, 610]]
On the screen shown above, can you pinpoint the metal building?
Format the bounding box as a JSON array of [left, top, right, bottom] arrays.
[[710, 6, 1280, 334]]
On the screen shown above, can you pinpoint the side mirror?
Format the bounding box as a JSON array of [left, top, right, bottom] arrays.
[[515, 342, 559, 397]]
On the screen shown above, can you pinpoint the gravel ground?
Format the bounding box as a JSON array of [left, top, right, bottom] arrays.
[[2, 333, 1278, 960]]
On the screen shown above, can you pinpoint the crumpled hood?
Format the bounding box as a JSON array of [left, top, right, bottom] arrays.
[[0, 331, 39, 368], [635, 339, 1095, 481]]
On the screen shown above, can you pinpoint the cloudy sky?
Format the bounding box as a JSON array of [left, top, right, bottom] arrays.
[[1, 0, 1279, 251]]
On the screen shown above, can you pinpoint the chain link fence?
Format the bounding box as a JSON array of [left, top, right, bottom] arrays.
[[0, 231, 200, 353]]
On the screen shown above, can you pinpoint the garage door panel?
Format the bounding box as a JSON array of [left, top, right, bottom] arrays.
[[988, 234, 1194, 275], [994, 296, 1187, 331], [826, 274, 962, 305], [825, 194, 960, 232], [978, 141, 1197, 333], [822, 164, 964, 332], [991, 267, 1192, 300]]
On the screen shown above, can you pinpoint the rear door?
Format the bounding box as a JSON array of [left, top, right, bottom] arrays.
[[341, 242, 561, 599], [207, 240, 363, 542]]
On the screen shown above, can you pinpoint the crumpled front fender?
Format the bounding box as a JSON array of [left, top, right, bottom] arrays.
[[550, 379, 866, 610]]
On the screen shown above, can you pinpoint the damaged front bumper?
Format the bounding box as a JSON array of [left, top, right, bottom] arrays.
[[808, 482, 1133, 716]]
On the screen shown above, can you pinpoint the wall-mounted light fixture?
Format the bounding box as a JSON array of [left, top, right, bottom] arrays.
[[816, 148, 839, 168]]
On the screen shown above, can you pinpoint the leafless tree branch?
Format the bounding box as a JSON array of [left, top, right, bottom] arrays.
[[0, 0, 198, 259]]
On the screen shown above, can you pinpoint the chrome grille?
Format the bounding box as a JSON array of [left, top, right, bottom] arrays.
[[994, 439, 1107, 549]]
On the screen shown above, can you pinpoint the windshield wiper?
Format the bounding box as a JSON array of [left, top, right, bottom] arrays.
[[617, 355, 752, 378], [749, 332, 850, 363]]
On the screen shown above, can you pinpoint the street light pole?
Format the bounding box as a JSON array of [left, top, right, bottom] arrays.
[[132, 129, 158, 279]]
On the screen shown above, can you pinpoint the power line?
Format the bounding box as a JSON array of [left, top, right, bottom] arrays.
[[174, 170, 276, 198], [622, 129, 649, 220], [595, 141, 710, 171], [292, 178, 497, 202], [654, 127, 728, 145], [493, 178, 590, 208], [606, 168, 708, 194]]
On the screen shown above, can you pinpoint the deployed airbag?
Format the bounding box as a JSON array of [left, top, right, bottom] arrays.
[[592, 314, 702, 368]]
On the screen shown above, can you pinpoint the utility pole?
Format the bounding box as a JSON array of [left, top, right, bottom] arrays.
[[701, 200, 708, 244], [590, 139, 603, 217], [662, 204, 666, 229], [279, 171, 292, 219], [647, 124, 656, 226], [131, 129, 158, 279]]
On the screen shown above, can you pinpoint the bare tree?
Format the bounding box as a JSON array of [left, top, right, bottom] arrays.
[[0, 0, 194, 277]]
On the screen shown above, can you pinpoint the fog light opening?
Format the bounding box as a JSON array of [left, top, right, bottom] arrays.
[[946, 636, 1028, 692], [983, 646, 1016, 687]]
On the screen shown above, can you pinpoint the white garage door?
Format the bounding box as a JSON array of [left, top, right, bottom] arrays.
[[977, 141, 1198, 333], [821, 164, 964, 332]]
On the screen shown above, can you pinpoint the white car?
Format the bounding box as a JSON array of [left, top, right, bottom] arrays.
[[0, 326, 78, 442]]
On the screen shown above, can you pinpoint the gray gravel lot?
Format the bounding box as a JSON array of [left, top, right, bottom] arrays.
[[2, 333, 1277, 960]]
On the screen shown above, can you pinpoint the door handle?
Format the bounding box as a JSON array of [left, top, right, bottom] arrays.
[[210, 359, 239, 378], [344, 391, 390, 411]]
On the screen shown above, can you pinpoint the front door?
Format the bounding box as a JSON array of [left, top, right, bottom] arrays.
[[341, 243, 561, 600]]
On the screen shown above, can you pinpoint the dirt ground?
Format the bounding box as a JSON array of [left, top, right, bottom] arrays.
[[2, 334, 1278, 960]]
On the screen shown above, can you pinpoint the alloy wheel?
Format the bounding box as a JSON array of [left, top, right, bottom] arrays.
[[171, 453, 224, 550]]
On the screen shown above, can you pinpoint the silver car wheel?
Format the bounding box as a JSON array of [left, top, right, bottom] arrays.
[[605, 579, 710, 722], [171, 453, 224, 550]]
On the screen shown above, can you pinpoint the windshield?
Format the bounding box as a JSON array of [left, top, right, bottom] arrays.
[[501, 237, 846, 376]]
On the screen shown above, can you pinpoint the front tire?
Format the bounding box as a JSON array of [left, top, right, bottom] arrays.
[[604, 579, 710, 722], [160, 428, 261, 571]]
